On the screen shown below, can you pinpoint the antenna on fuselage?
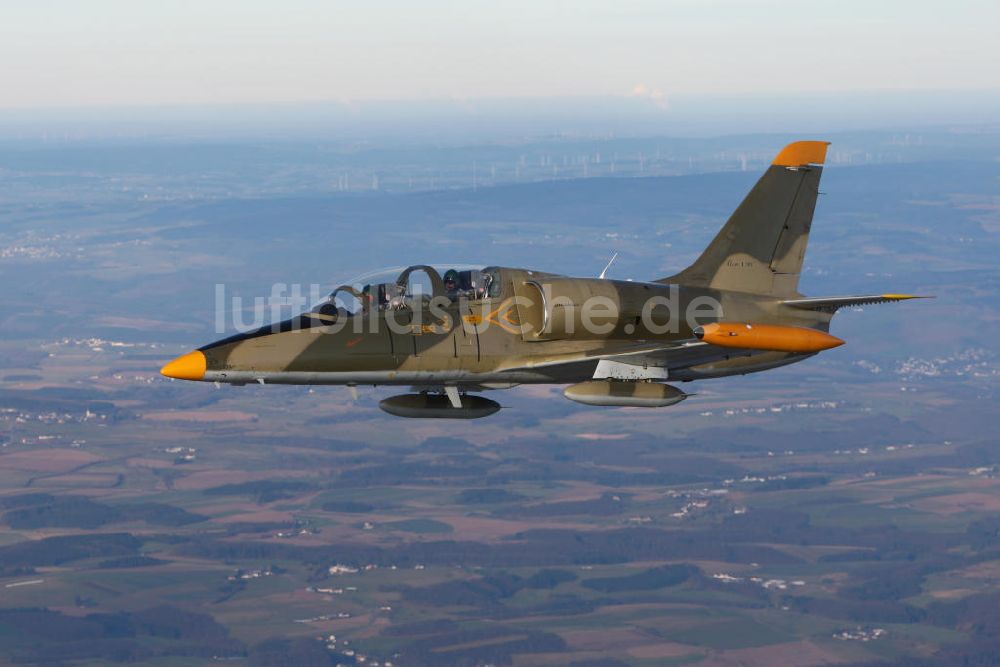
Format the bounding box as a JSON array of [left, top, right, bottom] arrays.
[[598, 251, 619, 279]]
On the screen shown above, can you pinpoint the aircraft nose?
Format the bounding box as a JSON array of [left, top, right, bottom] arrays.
[[160, 350, 206, 380]]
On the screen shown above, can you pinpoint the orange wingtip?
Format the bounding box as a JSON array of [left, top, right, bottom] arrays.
[[772, 141, 830, 167], [881, 294, 933, 300]]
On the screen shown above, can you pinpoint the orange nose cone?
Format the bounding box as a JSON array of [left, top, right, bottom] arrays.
[[160, 351, 206, 380]]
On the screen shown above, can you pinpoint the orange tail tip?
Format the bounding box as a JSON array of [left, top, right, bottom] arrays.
[[160, 350, 206, 380], [772, 141, 830, 167], [695, 322, 844, 353]]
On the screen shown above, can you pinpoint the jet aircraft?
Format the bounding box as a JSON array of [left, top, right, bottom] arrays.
[[161, 141, 925, 418]]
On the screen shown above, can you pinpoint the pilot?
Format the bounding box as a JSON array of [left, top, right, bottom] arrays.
[[443, 269, 459, 296], [360, 284, 375, 310]]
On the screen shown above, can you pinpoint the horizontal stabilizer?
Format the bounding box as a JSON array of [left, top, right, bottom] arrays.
[[782, 294, 932, 313]]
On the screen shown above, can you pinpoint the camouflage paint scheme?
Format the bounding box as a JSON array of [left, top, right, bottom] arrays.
[[161, 141, 924, 414]]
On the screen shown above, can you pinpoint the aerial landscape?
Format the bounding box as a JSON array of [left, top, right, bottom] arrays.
[[2, 122, 998, 665], [1, 2, 998, 666]]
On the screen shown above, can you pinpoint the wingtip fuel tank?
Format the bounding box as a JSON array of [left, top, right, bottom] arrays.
[[694, 323, 844, 353]]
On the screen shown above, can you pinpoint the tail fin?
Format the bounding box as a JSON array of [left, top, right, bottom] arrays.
[[661, 140, 829, 296]]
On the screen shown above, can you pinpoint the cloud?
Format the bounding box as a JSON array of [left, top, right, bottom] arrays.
[[629, 83, 670, 111]]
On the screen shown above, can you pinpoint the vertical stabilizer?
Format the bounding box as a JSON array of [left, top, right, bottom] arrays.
[[661, 140, 829, 296]]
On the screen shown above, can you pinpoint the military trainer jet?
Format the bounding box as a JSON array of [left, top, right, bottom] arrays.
[[161, 141, 925, 418]]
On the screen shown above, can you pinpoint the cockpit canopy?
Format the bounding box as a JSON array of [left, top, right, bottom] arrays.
[[311, 265, 505, 319]]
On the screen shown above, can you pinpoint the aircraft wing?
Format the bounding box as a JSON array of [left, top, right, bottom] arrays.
[[781, 294, 931, 313], [497, 340, 714, 373]]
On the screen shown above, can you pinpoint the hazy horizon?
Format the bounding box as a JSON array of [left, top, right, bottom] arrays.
[[1, 88, 998, 143]]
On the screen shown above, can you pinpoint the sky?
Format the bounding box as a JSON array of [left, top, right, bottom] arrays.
[[0, 0, 997, 110]]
